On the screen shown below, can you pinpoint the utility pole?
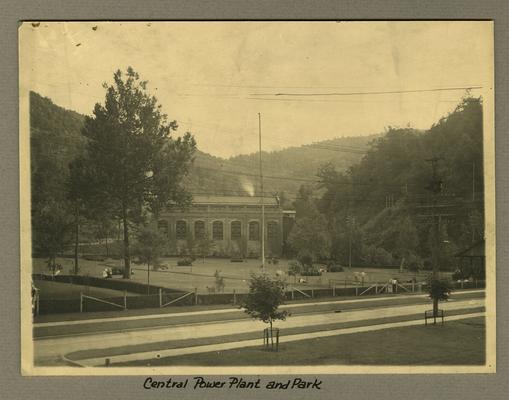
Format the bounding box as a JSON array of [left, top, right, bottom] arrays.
[[347, 214, 354, 269], [259, 113, 265, 272], [425, 157, 443, 280]]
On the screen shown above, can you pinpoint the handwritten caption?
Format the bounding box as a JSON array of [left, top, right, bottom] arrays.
[[143, 376, 322, 390]]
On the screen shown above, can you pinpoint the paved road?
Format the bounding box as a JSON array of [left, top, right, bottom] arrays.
[[33, 290, 485, 366], [33, 289, 484, 338]]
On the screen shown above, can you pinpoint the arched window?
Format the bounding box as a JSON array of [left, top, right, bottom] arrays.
[[267, 221, 278, 240], [231, 221, 242, 240], [176, 220, 187, 239], [194, 220, 205, 239], [212, 221, 223, 240], [157, 220, 168, 236], [249, 221, 260, 241]]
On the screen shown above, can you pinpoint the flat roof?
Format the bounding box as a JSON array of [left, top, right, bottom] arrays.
[[190, 195, 280, 206]]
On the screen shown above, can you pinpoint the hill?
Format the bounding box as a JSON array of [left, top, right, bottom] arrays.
[[30, 91, 377, 208]]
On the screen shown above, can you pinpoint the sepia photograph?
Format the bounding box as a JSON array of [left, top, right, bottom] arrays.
[[18, 21, 495, 375]]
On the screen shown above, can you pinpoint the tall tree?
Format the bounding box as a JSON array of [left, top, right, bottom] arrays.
[[80, 67, 196, 278]]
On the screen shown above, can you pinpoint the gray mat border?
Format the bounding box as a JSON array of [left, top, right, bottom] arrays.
[[2, 1, 509, 399]]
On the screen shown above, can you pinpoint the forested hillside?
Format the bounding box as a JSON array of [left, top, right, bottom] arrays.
[[288, 97, 485, 272], [30, 91, 374, 209], [30, 91, 485, 274]]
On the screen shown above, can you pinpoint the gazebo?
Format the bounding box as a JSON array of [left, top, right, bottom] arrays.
[[454, 240, 485, 280]]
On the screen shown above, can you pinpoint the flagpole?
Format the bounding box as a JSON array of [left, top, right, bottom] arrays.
[[259, 113, 265, 272]]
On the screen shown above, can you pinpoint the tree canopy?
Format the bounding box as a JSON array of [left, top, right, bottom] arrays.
[[242, 274, 289, 328], [76, 67, 196, 277]]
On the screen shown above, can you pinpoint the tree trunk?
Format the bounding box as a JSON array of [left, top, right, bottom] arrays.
[[74, 204, 79, 275], [147, 262, 150, 295], [122, 204, 131, 279], [269, 320, 274, 349], [433, 297, 439, 323], [105, 237, 109, 257]]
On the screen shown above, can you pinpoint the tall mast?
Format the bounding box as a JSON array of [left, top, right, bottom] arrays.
[[259, 113, 265, 272]]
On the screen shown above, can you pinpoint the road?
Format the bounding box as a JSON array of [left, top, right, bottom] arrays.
[[32, 290, 485, 366]]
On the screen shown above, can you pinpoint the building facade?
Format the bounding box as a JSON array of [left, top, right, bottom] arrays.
[[157, 195, 292, 258]]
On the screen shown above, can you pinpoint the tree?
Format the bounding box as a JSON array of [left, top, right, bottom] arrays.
[[428, 278, 453, 323], [287, 207, 331, 262], [196, 238, 216, 262], [287, 261, 302, 283], [242, 274, 289, 350], [80, 67, 196, 278], [32, 199, 73, 275], [133, 226, 167, 293]]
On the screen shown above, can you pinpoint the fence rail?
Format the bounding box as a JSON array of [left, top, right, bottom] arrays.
[[81, 293, 125, 312], [160, 291, 195, 308], [32, 275, 486, 315]]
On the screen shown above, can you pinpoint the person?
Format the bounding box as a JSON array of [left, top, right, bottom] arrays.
[[391, 278, 398, 293]]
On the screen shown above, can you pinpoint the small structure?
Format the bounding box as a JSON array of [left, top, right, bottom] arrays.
[[454, 240, 485, 280]]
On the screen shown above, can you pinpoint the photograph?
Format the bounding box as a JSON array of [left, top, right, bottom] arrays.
[[18, 21, 495, 375]]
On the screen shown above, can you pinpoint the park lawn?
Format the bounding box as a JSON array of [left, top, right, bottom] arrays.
[[34, 279, 138, 300], [32, 256, 447, 294], [128, 317, 485, 366]]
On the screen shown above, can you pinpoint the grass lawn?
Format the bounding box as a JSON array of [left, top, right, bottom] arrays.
[[34, 279, 138, 300], [32, 257, 447, 294], [127, 317, 485, 366]]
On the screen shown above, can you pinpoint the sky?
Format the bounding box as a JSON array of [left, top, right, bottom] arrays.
[[19, 21, 493, 158]]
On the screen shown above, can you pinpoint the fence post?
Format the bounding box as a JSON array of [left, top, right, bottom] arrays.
[[412, 281, 415, 292], [233, 289, 236, 305], [332, 283, 336, 297], [311, 289, 314, 298], [123, 290, 127, 310], [375, 283, 378, 294], [80, 292, 83, 313], [355, 285, 358, 296], [291, 288, 294, 300], [194, 287, 198, 305], [159, 288, 162, 307]]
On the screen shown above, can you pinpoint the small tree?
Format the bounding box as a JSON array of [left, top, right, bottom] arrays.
[[214, 270, 225, 292], [133, 226, 166, 294], [196, 238, 216, 262], [287, 261, 302, 283], [242, 274, 289, 350], [428, 278, 453, 323]]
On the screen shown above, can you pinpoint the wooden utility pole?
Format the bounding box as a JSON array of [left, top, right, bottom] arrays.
[[259, 113, 265, 272], [74, 203, 79, 275], [426, 157, 443, 319], [426, 157, 443, 279]]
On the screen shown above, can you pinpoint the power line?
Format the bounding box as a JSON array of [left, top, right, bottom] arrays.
[[249, 86, 483, 97]]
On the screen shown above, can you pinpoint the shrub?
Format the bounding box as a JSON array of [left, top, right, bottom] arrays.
[[301, 265, 322, 276], [297, 253, 313, 268], [328, 264, 344, 272], [177, 258, 193, 266]]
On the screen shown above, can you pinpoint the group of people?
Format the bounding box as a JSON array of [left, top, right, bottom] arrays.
[[101, 267, 113, 279]]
